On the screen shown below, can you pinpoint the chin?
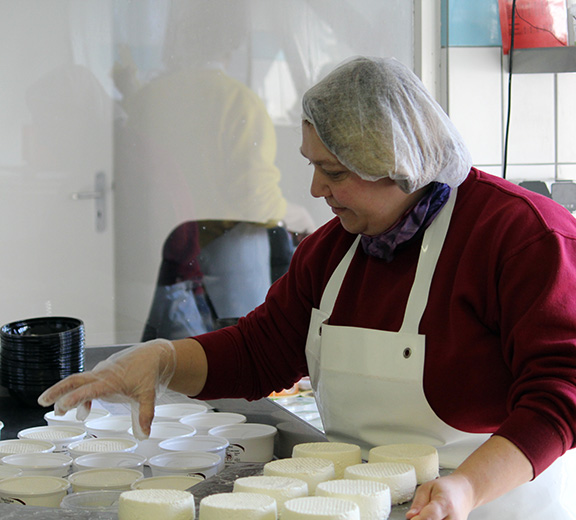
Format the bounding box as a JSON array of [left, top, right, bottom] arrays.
[[339, 220, 363, 235]]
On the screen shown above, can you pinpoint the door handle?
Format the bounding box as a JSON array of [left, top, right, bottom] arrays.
[[71, 171, 106, 232]]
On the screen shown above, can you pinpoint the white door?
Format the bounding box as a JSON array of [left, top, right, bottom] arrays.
[[0, 1, 115, 345]]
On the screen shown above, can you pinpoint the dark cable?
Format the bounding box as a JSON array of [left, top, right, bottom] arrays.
[[502, 0, 517, 180]]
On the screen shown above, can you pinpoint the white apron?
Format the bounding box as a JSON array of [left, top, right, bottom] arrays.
[[305, 189, 576, 519]]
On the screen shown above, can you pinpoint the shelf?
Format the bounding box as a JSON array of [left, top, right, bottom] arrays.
[[505, 46, 576, 74]]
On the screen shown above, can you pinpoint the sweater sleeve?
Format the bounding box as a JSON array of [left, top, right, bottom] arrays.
[[493, 229, 576, 476]]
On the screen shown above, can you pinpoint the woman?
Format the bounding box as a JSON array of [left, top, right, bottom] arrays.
[[39, 57, 576, 519]]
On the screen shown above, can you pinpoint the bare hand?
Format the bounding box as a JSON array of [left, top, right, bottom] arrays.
[[406, 474, 475, 520]]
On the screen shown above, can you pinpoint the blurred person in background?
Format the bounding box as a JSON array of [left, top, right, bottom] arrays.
[[115, 0, 313, 340]]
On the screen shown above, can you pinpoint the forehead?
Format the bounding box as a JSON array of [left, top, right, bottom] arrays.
[[300, 122, 343, 167]]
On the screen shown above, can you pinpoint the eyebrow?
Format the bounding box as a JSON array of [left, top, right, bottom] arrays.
[[299, 148, 342, 169]]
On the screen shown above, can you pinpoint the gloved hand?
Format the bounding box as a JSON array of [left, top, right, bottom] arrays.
[[37, 339, 177, 439]]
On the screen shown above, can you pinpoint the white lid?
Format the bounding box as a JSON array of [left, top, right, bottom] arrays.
[[148, 451, 221, 470], [0, 476, 70, 495], [159, 434, 228, 452], [85, 415, 132, 432], [60, 489, 123, 511], [0, 466, 23, 478], [68, 468, 143, 487], [154, 403, 208, 419], [44, 407, 110, 424], [74, 452, 147, 469], [1, 452, 73, 469], [129, 422, 196, 440], [179, 412, 246, 428], [209, 423, 277, 439]]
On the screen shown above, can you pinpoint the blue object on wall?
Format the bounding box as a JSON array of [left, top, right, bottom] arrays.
[[441, 0, 503, 47]]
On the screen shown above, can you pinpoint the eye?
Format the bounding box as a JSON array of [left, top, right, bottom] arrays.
[[323, 169, 348, 180]]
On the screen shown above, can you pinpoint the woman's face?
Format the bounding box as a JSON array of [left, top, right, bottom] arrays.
[[301, 122, 424, 236]]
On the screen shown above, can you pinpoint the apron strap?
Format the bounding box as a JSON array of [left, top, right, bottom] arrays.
[[319, 235, 361, 314], [399, 187, 457, 333]]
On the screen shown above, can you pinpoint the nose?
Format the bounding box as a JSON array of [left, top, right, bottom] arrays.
[[310, 168, 330, 199]]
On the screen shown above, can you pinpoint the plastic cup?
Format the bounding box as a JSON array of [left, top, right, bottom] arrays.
[[1, 452, 73, 477], [179, 412, 246, 435], [0, 475, 70, 507], [44, 407, 110, 428], [73, 452, 147, 472], [159, 434, 229, 470], [0, 466, 23, 479], [67, 467, 143, 492], [85, 415, 133, 439], [17, 425, 86, 452], [154, 402, 208, 421], [60, 490, 123, 512], [209, 423, 277, 463], [128, 422, 196, 460], [148, 451, 221, 479]]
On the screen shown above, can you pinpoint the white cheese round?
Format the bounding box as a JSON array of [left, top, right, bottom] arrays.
[[263, 457, 336, 493], [343, 462, 416, 505], [292, 442, 362, 479], [199, 492, 277, 520], [368, 443, 439, 484], [233, 475, 308, 512], [118, 489, 195, 520], [283, 496, 360, 520], [315, 479, 391, 520]]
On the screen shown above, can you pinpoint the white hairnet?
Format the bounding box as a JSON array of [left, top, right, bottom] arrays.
[[302, 57, 473, 193]]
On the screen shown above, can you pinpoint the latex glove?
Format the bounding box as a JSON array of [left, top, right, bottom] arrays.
[[406, 474, 475, 520], [37, 339, 176, 440]]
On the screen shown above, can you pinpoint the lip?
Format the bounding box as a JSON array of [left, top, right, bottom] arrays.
[[330, 206, 346, 216]]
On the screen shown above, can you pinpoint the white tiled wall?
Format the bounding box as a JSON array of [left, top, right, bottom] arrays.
[[558, 73, 576, 164], [506, 73, 556, 166], [446, 47, 576, 187], [447, 47, 503, 167]]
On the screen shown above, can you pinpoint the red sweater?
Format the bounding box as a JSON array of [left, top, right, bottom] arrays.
[[196, 168, 576, 477]]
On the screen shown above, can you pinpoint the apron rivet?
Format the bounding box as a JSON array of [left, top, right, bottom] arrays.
[[318, 326, 322, 336], [403, 347, 412, 358]]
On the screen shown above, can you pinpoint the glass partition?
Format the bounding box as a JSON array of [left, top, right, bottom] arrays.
[[0, 0, 413, 345]]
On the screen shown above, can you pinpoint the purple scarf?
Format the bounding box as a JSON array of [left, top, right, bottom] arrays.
[[361, 182, 451, 262]]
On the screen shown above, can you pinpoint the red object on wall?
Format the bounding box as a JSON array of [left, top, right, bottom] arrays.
[[499, 0, 568, 54]]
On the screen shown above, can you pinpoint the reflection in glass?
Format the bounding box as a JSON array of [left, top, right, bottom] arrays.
[[1, 0, 412, 345]]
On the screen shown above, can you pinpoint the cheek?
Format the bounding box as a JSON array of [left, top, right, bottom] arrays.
[[338, 186, 374, 213]]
